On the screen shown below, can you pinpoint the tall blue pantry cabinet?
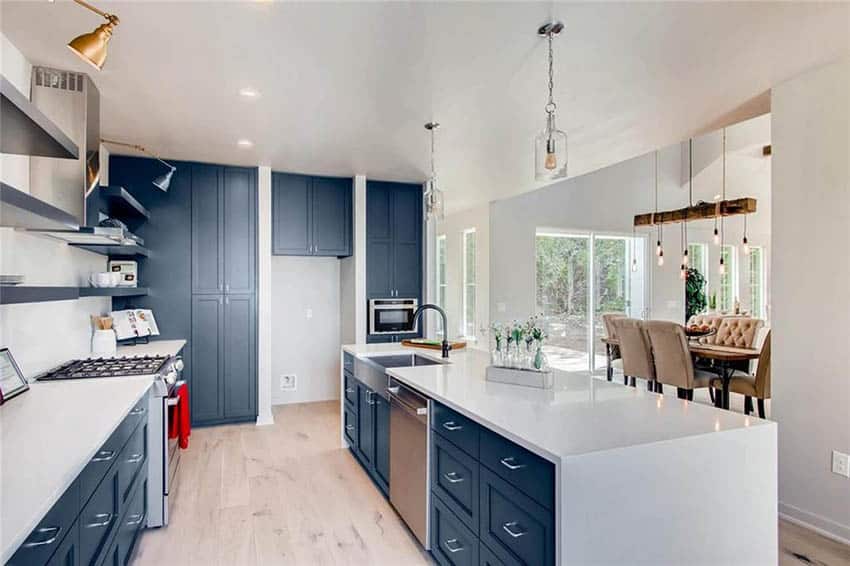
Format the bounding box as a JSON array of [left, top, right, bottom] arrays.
[[109, 156, 258, 426]]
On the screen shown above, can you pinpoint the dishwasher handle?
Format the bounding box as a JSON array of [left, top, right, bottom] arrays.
[[388, 384, 428, 420]]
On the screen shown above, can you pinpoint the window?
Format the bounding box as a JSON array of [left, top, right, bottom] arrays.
[[435, 235, 447, 336], [719, 245, 737, 313], [688, 243, 709, 285], [462, 229, 476, 339], [748, 246, 765, 318]]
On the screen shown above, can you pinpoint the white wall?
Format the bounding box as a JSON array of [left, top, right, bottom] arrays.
[[771, 58, 850, 543], [270, 257, 341, 404], [0, 32, 110, 377], [435, 204, 490, 347], [488, 115, 771, 330]]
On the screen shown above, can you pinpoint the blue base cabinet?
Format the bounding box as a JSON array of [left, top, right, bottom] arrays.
[[429, 401, 555, 566], [345, 354, 390, 496], [9, 396, 149, 566], [272, 173, 351, 257]]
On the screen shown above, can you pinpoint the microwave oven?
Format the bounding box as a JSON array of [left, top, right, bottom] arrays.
[[369, 298, 419, 335]]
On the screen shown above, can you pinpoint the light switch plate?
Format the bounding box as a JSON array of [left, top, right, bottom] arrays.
[[832, 450, 850, 478], [280, 374, 297, 391]]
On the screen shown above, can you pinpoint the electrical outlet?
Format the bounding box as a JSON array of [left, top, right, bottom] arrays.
[[832, 450, 850, 478], [280, 374, 297, 391]]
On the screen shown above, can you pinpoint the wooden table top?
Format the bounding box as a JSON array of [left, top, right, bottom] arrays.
[[602, 337, 760, 361]]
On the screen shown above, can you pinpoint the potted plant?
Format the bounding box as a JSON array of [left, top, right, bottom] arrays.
[[707, 289, 717, 313], [685, 268, 707, 320]]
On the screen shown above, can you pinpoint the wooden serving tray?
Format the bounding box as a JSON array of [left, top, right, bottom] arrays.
[[401, 339, 467, 351]]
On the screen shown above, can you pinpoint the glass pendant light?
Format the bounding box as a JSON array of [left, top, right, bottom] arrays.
[[534, 22, 567, 181], [742, 214, 750, 255], [423, 122, 445, 222]]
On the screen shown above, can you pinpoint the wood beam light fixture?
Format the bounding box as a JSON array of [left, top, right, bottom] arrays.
[[633, 197, 757, 227], [67, 0, 120, 71]]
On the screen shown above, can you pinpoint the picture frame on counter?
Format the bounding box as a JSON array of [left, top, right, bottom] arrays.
[[0, 348, 29, 405]]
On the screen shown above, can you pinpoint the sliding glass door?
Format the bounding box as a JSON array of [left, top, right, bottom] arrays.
[[536, 230, 647, 373]]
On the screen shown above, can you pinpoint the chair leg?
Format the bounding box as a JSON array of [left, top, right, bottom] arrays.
[[757, 399, 766, 419], [655, 382, 663, 394], [687, 389, 694, 401], [646, 379, 654, 392], [624, 375, 629, 386], [709, 387, 715, 403], [744, 396, 753, 415], [630, 376, 636, 387]]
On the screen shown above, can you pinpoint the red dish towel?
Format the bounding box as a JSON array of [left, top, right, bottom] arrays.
[[168, 382, 191, 449]]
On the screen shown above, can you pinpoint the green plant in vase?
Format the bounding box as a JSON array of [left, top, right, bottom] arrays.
[[510, 321, 524, 368], [708, 289, 718, 312], [490, 322, 504, 366], [685, 267, 707, 320], [530, 319, 549, 371]]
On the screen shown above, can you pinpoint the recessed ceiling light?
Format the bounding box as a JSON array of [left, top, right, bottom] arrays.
[[237, 139, 254, 148], [238, 87, 260, 99]]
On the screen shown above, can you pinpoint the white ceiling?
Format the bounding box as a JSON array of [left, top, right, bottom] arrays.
[[2, 1, 848, 213]]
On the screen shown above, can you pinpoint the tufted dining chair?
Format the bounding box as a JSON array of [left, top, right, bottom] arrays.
[[612, 318, 655, 391], [687, 314, 724, 345], [601, 313, 626, 380], [711, 331, 772, 418], [713, 318, 764, 349], [644, 320, 716, 400]]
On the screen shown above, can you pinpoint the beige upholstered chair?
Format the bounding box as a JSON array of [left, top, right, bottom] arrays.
[[612, 318, 655, 390], [601, 313, 626, 380], [686, 314, 724, 345], [713, 318, 763, 349], [644, 320, 716, 399], [711, 331, 771, 418]]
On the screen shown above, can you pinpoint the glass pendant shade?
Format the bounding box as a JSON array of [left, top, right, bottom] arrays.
[[424, 178, 445, 222], [535, 114, 568, 181]]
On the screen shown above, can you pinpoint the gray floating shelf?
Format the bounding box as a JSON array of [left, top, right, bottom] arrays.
[[71, 244, 150, 258], [0, 286, 79, 305], [0, 75, 78, 159], [100, 186, 150, 221], [0, 182, 80, 230], [79, 287, 149, 298]]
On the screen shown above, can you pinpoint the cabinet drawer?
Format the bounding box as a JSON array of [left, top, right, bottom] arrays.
[[479, 542, 506, 566], [80, 465, 120, 566], [46, 519, 79, 566], [431, 494, 479, 566], [343, 372, 358, 407], [343, 402, 358, 446], [8, 479, 79, 566], [118, 420, 147, 505], [80, 395, 147, 506], [479, 429, 554, 510], [432, 402, 479, 459], [432, 433, 479, 534], [479, 468, 554, 566], [117, 478, 148, 566]]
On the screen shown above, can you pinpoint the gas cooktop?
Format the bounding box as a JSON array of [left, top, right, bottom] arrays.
[[38, 355, 170, 381]]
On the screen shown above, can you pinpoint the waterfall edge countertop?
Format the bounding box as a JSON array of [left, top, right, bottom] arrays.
[[0, 376, 154, 563], [342, 344, 774, 462]]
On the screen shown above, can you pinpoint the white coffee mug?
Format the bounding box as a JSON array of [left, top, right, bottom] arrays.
[[90, 272, 112, 287]]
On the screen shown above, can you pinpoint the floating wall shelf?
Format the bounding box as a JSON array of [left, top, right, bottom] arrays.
[[99, 186, 151, 221], [0, 286, 149, 305], [0, 182, 80, 231], [71, 244, 150, 258], [79, 287, 149, 298]]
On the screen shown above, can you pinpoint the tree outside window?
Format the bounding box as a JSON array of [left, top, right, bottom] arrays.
[[436, 235, 447, 336], [462, 229, 476, 339]]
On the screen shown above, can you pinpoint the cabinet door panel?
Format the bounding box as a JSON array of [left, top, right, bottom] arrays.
[[366, 182, 393, 241], [191, 295, 224, 423], [223, 167, 256, 294], [393, 186, 421, 245], [312, 176, 351, 256], [367, 239, 394, 298], [223, 294, 257, 419], [79, 465, 119, 566], [272, 172, 312, 256], [374, 394, 390, 491], [356, 383, 374, 466], [393, 241, 421, 299], [392, 186, 422, 298], [191, 164, 223, 294]]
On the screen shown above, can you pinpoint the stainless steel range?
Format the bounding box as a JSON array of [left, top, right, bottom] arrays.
[[37, 354, 184, 528]]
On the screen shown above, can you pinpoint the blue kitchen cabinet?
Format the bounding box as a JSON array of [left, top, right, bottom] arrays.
[[191, 294, 224, 423], [223, 167, 257, 294], [191, 164, 224, 294], [392, 186, 423, 298], [223, 293, 257, 420], [373, 393, 390, 492], [348, 375, 389, 496], [272, 172, 351, 257], [356, 382, 375, 467]]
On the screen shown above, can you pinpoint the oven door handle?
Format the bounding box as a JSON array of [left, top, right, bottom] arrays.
[[167, 381, 186, 406]]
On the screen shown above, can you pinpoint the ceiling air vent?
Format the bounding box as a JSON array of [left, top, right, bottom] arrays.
[[32, 66, 85, 93]]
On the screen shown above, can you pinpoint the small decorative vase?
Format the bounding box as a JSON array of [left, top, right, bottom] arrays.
[[534, 344, 547, 371]]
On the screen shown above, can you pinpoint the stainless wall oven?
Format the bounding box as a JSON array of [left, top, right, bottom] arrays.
[[369, 298, 418, 335]]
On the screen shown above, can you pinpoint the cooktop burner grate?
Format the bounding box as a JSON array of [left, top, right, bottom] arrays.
[[38, 355, 169, 381]]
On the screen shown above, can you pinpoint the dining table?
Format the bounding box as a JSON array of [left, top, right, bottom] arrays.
[[601, 337, 761, 410]]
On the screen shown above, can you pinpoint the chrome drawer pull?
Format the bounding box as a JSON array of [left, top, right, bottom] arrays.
[[130, 406, 146, 415], [443, 538, 464, 553], [126, 453, 144, 464], [345, 387, 355, 394], [91, 450, 116, 463], [366, 391, 376, 405], [502, 521, 528, 538], [500, 457, 526, 471], [443, 472, 464, 484], [126, 513, 145, 526], [23, 526, 61, 548], [345, 424, 355, 432], [441, 421, 463, 432], [84, 513, 114, 529]]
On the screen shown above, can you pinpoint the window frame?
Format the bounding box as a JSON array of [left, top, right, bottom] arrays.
[[435, 234, 447, 336], [719, 245, 738, 313], [461, 228, 477, 340], [747, 246, 766, 319]]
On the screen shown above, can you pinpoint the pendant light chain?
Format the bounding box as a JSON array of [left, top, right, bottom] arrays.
[[546, 31, 556, 115], [430, 126, 436, 181]]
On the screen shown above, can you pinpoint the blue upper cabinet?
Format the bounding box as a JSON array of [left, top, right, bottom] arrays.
[[366, 181, 423, 300], [191, 164, 224, 294], [223, 167, 257, 294], [272, 172, 351, 257]]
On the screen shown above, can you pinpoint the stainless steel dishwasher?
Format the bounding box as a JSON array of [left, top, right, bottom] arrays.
[[388, 377, 430, 548]]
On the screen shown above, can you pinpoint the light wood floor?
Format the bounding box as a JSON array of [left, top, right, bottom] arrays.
[[135, 401, 850, 566]]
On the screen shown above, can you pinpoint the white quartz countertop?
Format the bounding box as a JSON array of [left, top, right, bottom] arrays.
[[343, 344, 773, 463], [97, 338, 187, 359], [0, 376, 153, 562]]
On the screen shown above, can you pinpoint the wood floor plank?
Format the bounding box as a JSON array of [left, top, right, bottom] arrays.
[[134, 400, 844, 566]]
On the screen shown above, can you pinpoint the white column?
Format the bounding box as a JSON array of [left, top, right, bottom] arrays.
[[256, 166, 274, 425], [354, 175, 367, 344]]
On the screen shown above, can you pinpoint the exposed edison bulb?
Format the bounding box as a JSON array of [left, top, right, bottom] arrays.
[[719, 258, 726, 275], [544, 151, 557, 170], [656, 240, 662, 256], [680, 265, 687, 280], [631, 258, 638, 273], [713, 227, 720, 245], [682, 250, 689, 266], [657, 249, 664, 266], [743, 237, 750, 255]]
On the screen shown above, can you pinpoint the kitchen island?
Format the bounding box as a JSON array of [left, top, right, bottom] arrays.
[[341, 344, 777, 565]]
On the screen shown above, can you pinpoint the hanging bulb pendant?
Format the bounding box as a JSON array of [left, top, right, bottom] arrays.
[[680, 265, 687, 280], [534, 23, 568, 181], [631, 258, 638, 273], [713, 225, 720, 245], [656, 240, 662, 256], [719, 257, 726, 275], [657, 249, 664, 267], [682, 248, 689, 266]]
